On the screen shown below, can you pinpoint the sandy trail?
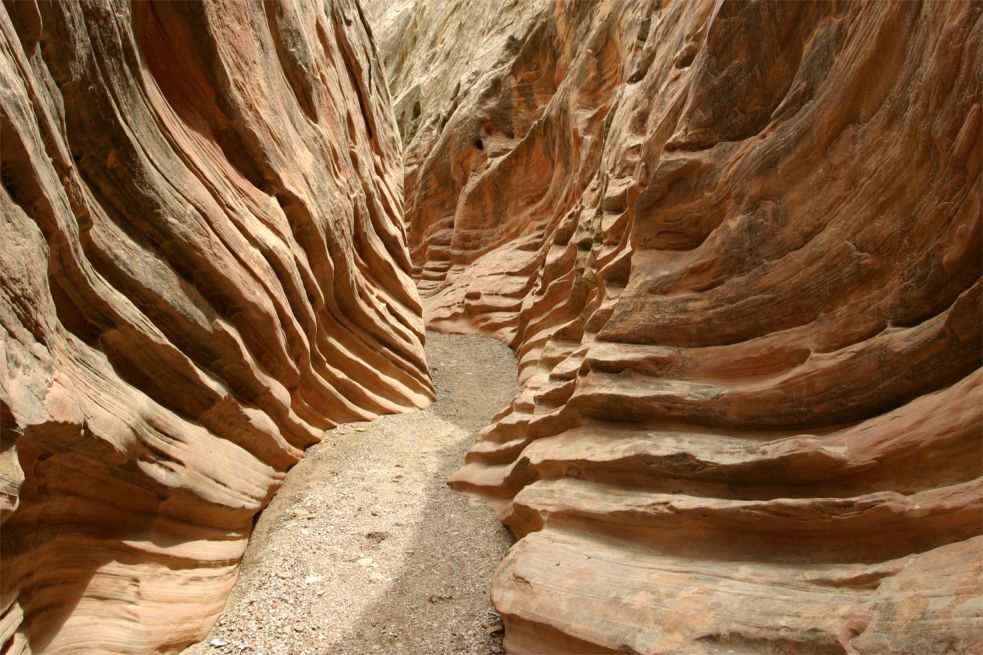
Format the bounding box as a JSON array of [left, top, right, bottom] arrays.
[[186, 332, 518, 655]]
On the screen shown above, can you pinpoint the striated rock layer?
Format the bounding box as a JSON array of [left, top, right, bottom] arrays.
[[368, 0, 983, 653], [0, 1, 432, 652]]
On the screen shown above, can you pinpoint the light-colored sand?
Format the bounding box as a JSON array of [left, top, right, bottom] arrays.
[[185, 332, 518, 655]]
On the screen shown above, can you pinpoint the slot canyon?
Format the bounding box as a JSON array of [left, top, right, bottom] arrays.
[[1, 0, 980, 653]]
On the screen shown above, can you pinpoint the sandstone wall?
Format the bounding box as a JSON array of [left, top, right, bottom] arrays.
[[0, 1, 432, 651], [368, 0, 983, 652]]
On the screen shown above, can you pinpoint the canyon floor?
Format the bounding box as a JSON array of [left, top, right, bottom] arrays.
[[185, 332, 519, 655]]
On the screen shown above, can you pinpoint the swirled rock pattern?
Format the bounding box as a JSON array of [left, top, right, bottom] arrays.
[[368, 0, 983, 652], [0, 1, 432, 652]]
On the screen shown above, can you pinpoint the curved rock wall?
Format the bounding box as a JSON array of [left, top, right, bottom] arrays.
[[368, 0, 983, 652], [0, 1, 432, 652]]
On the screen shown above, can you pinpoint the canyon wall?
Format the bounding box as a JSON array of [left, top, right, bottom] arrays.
[[368, 0, 983, 653], [0, 1, 432, 652]]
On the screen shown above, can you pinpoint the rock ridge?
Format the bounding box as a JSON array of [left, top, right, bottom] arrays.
[[1, 1, 432, 651], [367, 0, 983, 652]]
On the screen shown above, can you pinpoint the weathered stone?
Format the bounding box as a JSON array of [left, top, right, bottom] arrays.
[[0, 0, 432, 651], [368, 0, 983, 652]]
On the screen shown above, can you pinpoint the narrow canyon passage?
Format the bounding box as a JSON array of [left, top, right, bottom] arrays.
[[2, 1, 979, 653], [185, 333, 518, 655]]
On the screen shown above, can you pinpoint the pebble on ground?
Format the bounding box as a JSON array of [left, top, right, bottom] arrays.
[[184, 332, 519, 655]]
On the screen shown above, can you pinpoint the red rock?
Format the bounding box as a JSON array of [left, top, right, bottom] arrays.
[[0, 1, 431, 651], [369, 0, 982, 652]]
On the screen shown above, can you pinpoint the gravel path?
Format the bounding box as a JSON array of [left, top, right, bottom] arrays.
[[185, 332, 518, 655]]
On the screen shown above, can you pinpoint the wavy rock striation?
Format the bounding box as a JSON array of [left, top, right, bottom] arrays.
[[0, 1, 432, 652], [368, 0, 983, 652]]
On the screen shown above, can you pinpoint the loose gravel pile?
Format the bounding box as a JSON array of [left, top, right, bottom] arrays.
[[185, 332, 519, 655]]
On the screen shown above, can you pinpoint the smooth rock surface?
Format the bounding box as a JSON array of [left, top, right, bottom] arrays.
[[368, 0, 983, 652], [0, 1, 432, 652]]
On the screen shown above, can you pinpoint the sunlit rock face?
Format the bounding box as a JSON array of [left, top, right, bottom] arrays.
[[368, 0, 982, 652], [0, 0, 433, 651]]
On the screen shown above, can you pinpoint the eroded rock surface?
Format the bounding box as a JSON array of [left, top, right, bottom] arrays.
[[0, 1, 432, 652], [368, 0, 983, 652]]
